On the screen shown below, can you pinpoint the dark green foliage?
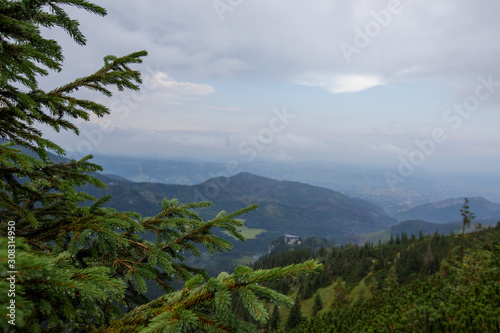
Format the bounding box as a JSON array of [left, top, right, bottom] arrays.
[[258, 223, 500, 332], [0, 1, 321, 331], [268, 304, 281, 330], [385, 265, 399, 292], [0, 0, 141, 158], [311, 293, 323, 317], [252, 227, 472, 317], [330, 277, 349, 310], [291, 245, 500, 332], [390, 219, 461, 238], [266, 236, 333, 257], [101, 260, 322, 332], [298, 280, 312, 300], [85, 172, 396, 242], [285, 296, 302, 330]]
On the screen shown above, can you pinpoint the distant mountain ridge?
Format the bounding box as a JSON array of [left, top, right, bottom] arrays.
[[197, 172, 396, 237], [88, 172, 396, 241], [88, 153, 500, 214], [398, 197, 500, 224], [90, 154, 228, 184]]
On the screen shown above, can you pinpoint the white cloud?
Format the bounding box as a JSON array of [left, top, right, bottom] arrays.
[[297, 74, 385, 93], [153, 72, 216, 97]]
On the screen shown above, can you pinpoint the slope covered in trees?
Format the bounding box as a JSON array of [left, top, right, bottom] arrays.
[[76, 171, 397, 275], [244, 223, 500, 332], [85, 172, 396, 239]]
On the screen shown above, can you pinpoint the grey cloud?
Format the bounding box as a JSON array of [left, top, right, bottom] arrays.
[[48, 1, 500, 92]]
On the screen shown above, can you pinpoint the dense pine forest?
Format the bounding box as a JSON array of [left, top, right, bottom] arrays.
[[238, 223, 500, 332]]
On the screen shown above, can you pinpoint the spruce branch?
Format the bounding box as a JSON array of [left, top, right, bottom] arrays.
[[100, 260, 322, 332]]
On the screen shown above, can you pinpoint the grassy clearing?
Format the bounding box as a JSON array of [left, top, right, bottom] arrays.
[[361, 229, 392, 244], [223, 223, 266, 240], [233, 256, 259, 266], [277, 284, 335, 327], [276, 274, 374, 327]]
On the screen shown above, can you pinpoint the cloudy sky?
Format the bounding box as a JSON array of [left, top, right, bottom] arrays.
[[42, 0, 500, 174]]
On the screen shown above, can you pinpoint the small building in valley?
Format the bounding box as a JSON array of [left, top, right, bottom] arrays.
[[284, 234, 300, 245]]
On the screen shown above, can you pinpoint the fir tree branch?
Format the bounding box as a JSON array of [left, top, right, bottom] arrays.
[[100, 260, 322, 332]]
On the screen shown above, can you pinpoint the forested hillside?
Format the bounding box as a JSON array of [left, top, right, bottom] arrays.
[[239, 223, 500, 332], [78, 171, 398, 275], [78, 171, 397, 274], [87, 172, 395, 239]]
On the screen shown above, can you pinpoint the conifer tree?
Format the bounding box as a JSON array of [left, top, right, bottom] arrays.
[[366, 278, 377, 301], [284, 295, 302, 330], [460, 197, 475, 261], [311, 293, 323, 317], [0, 1, 321, 331], [385, 265, 399, 293], [268, 304, 281, 331], [388, 233, 394, 245], [329, 277, 348, 310]]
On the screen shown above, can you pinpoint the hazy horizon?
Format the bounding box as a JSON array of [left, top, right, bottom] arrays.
[[40, 1, 500, 178]]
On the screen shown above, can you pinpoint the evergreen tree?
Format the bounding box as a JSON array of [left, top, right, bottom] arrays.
[[268, 304, 281, 331], [460, 197, 475, 261], [0, 1, 321, 331], [330, 277, 349, 310], [401, 231, 408, 243], [388, 233, 394, 245], [432, 228, 440, 241], [285, 296, 302, 330], [385, 265, 399, 293], [298, 279, 313, 300], [311, 293, 323, 317], [366, 278, 377, 301]]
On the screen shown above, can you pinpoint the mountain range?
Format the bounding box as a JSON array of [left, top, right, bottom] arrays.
[[397, 197, 500, 224], [86, 168, 500, 249], [7, 141, 500, 278], [89, 154, 500, 214], [25, 147, 500, 268], [88, 172, 396, 240]]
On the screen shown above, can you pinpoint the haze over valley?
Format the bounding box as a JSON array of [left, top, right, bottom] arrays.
[[92, 154, 500, 216], [84, 154, 500, 275]]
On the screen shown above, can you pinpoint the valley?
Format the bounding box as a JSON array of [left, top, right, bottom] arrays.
[[92, 154, 500, 214], [86, 155, 500, 273]]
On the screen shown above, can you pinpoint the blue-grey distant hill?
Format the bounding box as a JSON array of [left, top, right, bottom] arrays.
[[398, 197, 500, 224], [88, 154, 500, 215], [88, 172, 396, 242]]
